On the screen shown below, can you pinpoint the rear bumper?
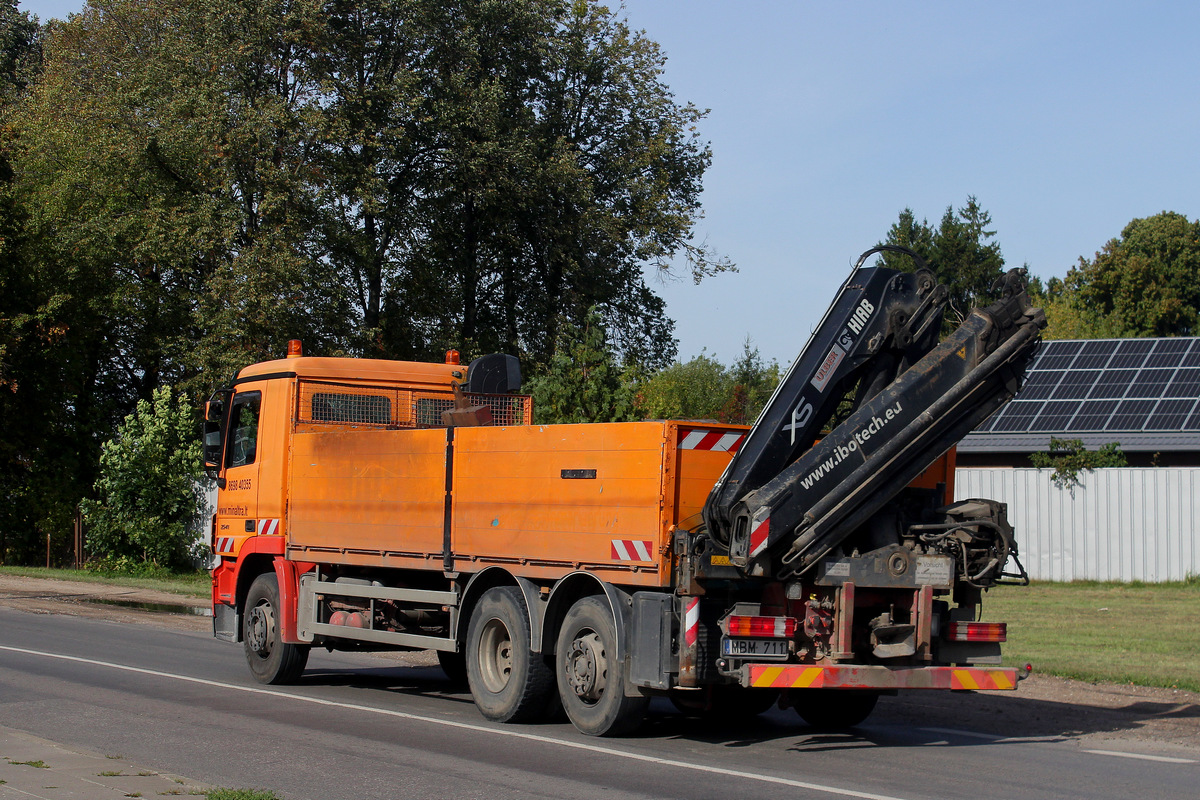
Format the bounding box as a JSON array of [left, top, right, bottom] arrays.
[[742, 664, 1018, 691]]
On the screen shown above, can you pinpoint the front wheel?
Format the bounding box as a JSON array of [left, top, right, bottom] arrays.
[[243, 572, 309, 684], [790, 689, 879, 729], [556, 596, 648, 736]]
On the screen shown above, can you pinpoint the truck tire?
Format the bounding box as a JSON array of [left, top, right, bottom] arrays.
[[243, 572, 310, 685], [556, 596, 649, 737], [465, 586, 555, 722], [791, 689, 879, 729]]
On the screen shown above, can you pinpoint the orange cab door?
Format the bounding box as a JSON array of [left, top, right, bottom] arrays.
[[215, 389, 263, 557]]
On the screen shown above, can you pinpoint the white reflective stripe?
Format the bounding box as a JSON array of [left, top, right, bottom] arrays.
[[685, 597, 700, 632], [256, 519, 280, 536], [632, 540, 651, 561], [679, 430, 708, 449], [257, 519, 267, 534], [612, 540, 631, 560], [713, 433, 742, 451]]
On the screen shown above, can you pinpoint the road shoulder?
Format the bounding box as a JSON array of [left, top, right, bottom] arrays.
[[1, 724, 213, 799]]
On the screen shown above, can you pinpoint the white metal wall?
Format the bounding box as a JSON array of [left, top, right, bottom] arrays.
[[954, 468, 1200, 582]]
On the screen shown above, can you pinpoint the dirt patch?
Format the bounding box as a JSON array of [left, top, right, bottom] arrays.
[[3, 575, 1198, 753], [0, 575, 210, 632], [883, 673, 1200, 753]]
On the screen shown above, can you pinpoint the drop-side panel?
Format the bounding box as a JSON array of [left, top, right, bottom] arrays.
[[286, 427, 447, 567], [451, 422, 674, 586], [673, 424, 751, 528]]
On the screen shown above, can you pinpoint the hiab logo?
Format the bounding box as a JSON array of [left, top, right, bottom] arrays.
[[847, 298, 875, 335]]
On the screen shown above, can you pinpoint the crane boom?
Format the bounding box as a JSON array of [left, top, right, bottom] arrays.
[[703, 248, 1045, 578]]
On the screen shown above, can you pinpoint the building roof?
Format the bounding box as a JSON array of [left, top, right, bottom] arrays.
[[959, 337, 1200, 453]]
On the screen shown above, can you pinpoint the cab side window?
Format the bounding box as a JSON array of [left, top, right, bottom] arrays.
[[227, 391, 261, 468]]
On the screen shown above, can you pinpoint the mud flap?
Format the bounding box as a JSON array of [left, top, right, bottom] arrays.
[[629, 592, 674, 690], [213, 603, 240, 642]]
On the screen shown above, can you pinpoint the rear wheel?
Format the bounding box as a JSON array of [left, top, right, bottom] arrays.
[[791, 689, 879, 729], [465, 586, 555, 722], [556, 596, 648, 736], [243, 572, 309, 684]]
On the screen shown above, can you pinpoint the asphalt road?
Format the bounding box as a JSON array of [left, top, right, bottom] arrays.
[[1, 606, 1197, 800]]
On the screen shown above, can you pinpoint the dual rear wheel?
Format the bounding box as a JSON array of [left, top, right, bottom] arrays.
[[464, 588, 647, 736]]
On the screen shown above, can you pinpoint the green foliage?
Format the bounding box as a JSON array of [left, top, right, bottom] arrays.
[[1044, 211, 1200, 339], [82, 555, 182, 580], [638, 352, 728, 420], [877, 196, 1007, 332], [638, 339, 779, 424], [0, 1, 40, 103], [526, 309, 641, 424], [80, 386, 208, 570], [1, 0, 723, 562], [1029, 437, 1127, 490]]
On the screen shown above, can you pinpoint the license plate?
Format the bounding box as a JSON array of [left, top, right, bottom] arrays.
[[721, 637, 789, 660]]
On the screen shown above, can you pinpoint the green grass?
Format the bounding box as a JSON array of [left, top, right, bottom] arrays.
[[0, 566, 209, 599], [983, 579, 1200, 692]]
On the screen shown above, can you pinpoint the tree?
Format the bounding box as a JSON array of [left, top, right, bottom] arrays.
[[1, 1, 40, 103], [876, 197, 1007, 331], [1050, 212, 1200, 339], [362, 1, 726, 368], [0, 2, 57, 564], [525, 308, 641, 424], [637, 340, 779, 424], [80, 386, 207, 570], [2, 0, 724, 561], [637, 352, 729, 421], [1029, 437, 1126, 491]]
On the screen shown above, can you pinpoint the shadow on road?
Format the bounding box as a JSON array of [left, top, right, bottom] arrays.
[[289, 664, 1200, 748]]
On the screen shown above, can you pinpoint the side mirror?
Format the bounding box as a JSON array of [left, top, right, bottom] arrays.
[[204, 391, 229, 488]]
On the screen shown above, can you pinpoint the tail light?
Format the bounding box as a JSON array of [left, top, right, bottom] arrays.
[[723, 615, 798, 638], [947, 621, 1007, 642]]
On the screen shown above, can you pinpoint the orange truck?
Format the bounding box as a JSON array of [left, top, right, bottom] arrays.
[[206, 247, 1046, 736]]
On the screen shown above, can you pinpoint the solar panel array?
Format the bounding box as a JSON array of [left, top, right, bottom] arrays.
[[975, 338, 1200, 434]]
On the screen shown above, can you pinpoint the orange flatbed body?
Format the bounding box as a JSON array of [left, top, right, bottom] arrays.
[[284, 419, 746, 587]]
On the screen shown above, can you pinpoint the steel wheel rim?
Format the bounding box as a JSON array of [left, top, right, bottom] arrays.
[[479, 616, 513, 694], [247, 601, 274, 657], [565, 630, 607, 705]]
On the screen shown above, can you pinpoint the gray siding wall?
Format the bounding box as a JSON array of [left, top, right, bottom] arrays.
[[954, 468, 1200, 582]]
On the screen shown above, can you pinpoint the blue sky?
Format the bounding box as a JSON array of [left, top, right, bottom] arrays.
[[20, 1, 1200, 366]]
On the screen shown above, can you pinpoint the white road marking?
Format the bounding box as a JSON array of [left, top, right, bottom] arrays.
[[2, 644, 913, 800], [917, 727, 1051, 744], [919, 728, 1196, 763], [1082, 750, 1196, 764], [919, 727, 1000, 740]]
